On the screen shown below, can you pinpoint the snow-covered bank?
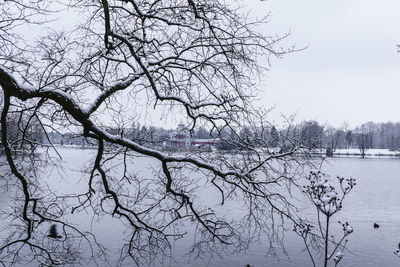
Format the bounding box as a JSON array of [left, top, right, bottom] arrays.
[[330, 149, 400, 157]]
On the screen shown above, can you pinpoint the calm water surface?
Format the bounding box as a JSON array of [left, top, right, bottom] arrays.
[[2, 149, 400, 267]]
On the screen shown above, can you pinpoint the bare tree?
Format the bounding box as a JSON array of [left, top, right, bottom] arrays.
[[299, 121, 324, 149], [0, 1, 310, 266], [355, 126, 368, 158]]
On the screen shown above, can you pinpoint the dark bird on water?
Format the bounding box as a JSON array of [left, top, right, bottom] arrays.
[[373, 223, 380, 228], [47, 224, 62, 239]]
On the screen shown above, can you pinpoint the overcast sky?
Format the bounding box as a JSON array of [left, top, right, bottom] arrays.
[[20, 1, 400, 129], [245, 0, 400, 128]]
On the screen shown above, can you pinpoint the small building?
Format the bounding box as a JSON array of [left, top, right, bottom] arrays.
[[192, 138, 220, 147], [163, 124, 219, 148]]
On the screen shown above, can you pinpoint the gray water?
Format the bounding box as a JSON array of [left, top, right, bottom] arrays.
[[2, 149, 400, 267]]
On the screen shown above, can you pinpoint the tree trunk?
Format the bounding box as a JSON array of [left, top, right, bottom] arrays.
[[324, 216, 330, 267]]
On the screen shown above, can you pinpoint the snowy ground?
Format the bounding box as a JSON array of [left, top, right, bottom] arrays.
[[329, 149, 400, 157]]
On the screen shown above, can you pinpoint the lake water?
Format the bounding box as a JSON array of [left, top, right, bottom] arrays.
[[1, 149, 400, 267]]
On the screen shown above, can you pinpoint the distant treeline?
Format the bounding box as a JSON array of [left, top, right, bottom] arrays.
[[4, 115, 400, 151], [289, 121, 400, 150]]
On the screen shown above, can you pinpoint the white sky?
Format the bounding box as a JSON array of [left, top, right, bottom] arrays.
[[246, 0, 400, 128], [16, 1, 400, 129]]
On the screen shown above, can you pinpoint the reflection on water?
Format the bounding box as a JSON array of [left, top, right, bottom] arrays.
[[2, 150, 400, 266]]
